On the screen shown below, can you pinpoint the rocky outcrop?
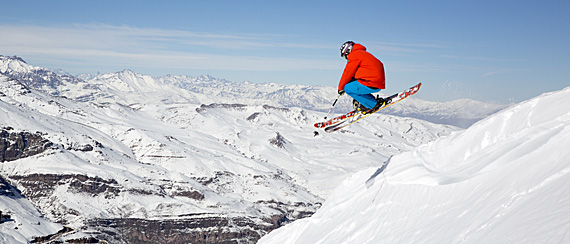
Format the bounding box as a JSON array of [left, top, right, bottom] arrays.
[[0, 127, 54, 162], [87, 215, 283, 244], [10, 173, 121, 199], [196, 103, 248, 113], [269, 132, 288, 149], [7, 171, 314, 243], [0, 175, 20, 197], [0, 128, 317, 243]]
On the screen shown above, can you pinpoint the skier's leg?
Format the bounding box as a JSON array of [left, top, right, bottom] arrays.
[[344, 81, 381, 109]]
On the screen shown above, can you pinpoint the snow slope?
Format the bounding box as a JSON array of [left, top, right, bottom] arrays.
[[0, 178, 64, 244], [259, 87, 570, 243]]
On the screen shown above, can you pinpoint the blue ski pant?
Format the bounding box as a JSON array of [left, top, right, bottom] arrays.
[[344, 81, 381, 109]]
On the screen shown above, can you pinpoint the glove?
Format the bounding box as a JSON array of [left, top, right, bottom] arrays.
[[338, 90, 345, 96]]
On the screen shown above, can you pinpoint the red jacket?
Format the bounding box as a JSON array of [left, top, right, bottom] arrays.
[[338, 43, 385, 91]]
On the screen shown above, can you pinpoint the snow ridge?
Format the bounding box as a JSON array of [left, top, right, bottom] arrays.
[[259, 87, 570, 244]]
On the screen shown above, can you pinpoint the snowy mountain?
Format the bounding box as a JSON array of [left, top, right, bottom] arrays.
[[0, 55, 506, 128], [0, 56, 458, 243], [0, 56, 83, 94], [259, 86, 570, 243]]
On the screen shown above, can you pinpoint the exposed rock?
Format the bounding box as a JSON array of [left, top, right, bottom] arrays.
[[0, 175, 20, 197], [196, 103, 248, 113], [0, 128, 54, 162], [171, 189, 205, 201], [87, 216, 267, 244], [10, 173, 120, 198], [30, 226, 74, 243], [262, 105, 290, 112], [246, 112, 263, 121], [268, 132, 288, 149]]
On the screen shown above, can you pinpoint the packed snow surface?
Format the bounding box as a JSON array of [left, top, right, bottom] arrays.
[[259, 87, 570, 243]]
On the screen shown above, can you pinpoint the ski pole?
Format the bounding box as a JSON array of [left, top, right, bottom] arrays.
[[323, 95, 341, 120]]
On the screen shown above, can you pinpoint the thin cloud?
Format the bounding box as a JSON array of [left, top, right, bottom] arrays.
[[0, 24, 338, 74], [0, 23, 329, 51]]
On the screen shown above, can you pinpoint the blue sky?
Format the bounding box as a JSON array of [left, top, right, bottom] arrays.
[[1, 0, 568, 103]]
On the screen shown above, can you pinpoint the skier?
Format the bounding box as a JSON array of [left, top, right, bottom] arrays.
[[338, 41, 386, 112]]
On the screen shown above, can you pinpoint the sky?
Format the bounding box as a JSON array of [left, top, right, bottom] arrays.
[[0, 0, 568, 103]]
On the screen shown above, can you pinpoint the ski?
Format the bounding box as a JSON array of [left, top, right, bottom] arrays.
[[322, 82, 422, 133], [314, 110, 361, 128]]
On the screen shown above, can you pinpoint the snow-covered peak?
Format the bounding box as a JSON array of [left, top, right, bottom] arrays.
[[0, 55, 32, 74], [90, 69, 164, 92], [0, 55, 84, 95], [259, 86, 570, 243]]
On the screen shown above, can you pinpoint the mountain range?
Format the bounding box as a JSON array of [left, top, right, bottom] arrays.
[[1, 55, 505, 243], [0, 55, 506, 129]]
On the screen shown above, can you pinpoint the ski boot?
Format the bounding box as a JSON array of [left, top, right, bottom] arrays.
[[352, 99, 367, 112], [362, 96, 388, 114]]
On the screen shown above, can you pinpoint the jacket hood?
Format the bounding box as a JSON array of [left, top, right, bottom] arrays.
[[352, 43, 366, 52]]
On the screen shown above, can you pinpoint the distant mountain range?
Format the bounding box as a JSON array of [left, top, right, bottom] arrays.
[[0, 55, 507, 128]]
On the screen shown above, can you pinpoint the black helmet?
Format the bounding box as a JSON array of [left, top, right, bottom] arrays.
[[340, 41, 355, 59]]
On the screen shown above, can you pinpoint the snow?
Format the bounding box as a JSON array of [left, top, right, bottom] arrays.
[[0, 69, 455, 242], [259, 87, 570, 244], [0, 170, 64, 243], [0, 193, 64, 243], [2, 55, 557, 243]]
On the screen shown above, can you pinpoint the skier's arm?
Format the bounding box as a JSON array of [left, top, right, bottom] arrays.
[[338, 58, 360, 91]]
